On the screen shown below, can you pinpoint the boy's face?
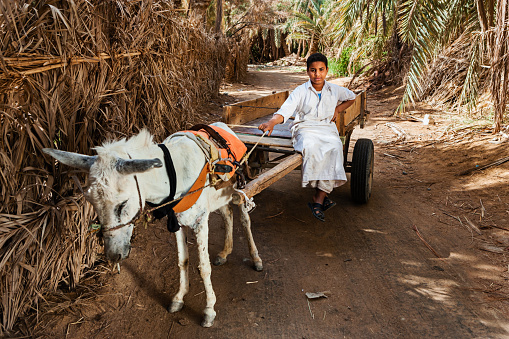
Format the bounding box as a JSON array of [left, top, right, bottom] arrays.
[[307, 61, 328, 88]]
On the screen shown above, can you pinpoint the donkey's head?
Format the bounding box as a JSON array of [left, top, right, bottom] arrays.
[[43, 135, 162, 263]]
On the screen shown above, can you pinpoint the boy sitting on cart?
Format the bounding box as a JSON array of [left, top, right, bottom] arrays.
[[258, 53, 355, 222]]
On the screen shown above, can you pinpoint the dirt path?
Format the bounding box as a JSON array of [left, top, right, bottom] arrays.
[[40, 67, 509, 338]]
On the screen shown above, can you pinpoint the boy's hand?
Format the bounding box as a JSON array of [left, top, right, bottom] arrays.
[[331, 109, 338, 123], [258, 114, 284, 136], [258, 121, 275, 136], [332, 99, 355, 124]]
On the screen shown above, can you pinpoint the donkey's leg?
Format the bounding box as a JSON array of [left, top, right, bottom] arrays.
[[213, 204, 234, 266], [168, 229, 189, 313], [195, 219, 217, 327], [239, 204, 263, 271]]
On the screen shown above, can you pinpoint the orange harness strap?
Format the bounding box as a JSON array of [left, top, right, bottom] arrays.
[[171, 124, 246, 214], [173, 163, 210, 213]]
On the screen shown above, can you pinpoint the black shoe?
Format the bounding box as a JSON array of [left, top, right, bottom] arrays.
[[308, 202, 325, 222], [322, 197, 336, 212]]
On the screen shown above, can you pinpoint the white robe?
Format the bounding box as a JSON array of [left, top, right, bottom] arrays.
[[274, 80, 356, 192]]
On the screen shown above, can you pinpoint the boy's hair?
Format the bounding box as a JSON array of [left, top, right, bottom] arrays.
[[307, 53, 328, 70]]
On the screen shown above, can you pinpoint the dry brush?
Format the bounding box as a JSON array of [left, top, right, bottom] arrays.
[[0, 0, 227, 334]]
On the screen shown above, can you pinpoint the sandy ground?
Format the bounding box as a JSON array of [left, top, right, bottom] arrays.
[[34, 66, 509, 338]]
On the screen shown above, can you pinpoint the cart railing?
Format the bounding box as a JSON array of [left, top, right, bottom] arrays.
[[223, 89, 370, 205], [223, 91, 289, 125]]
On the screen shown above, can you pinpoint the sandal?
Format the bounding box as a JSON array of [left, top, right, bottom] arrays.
[[322, 196, 336, 212], [308, 202, 325, 222]]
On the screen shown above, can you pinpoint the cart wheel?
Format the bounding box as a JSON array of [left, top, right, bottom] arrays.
[[350, 138, 374, 204]]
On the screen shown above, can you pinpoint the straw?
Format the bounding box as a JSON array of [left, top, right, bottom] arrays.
[[0, 0, 228, 334]]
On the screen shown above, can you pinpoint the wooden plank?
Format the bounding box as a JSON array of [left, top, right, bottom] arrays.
[[237, 134, 293, 148], [232, 153, 302, 204], [230, 112, 293, 139], [336, 91, 365, 134], [339, 109, 345, 136], [223, 91, 289, 125]]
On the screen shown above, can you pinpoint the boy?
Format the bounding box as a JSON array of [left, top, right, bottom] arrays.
[[258, 53, 356, 222]]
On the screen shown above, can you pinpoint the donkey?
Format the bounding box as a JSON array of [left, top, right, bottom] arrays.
[[43, 122, 263, 327]]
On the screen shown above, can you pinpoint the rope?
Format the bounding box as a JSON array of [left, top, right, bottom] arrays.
[[240, 131, 268, 165], [234, 188, 256, 213], [234, 105, 279, 110], [94, 182, 216, 234], [144, 183, 214, 214]]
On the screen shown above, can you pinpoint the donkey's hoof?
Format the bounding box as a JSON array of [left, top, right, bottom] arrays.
[[213, 256, 227, 266], [168, 301, 184, 313], [254, 261, 263, 272], [201, 313, 216, 328]]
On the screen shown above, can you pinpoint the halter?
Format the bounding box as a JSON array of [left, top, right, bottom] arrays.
[[101, 153, 144, 234], [90, 152, 212, 235]]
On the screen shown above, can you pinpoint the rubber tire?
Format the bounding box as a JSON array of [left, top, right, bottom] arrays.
[[350, 138, 374, 204]]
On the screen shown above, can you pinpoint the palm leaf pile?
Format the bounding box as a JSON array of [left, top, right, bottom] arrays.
[[418, 31, 491, 114], [0, 0, 227, 334]]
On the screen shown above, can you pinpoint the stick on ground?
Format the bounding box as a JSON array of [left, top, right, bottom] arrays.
[[412, 225, 444, 260]]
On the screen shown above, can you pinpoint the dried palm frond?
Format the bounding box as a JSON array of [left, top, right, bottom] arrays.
[[418, 31, 492, 115], [0, 0, 228, 335]]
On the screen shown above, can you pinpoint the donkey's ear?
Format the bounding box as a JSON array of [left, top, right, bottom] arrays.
[[43, 148, 97, 171], [115, 158, 163, 175]]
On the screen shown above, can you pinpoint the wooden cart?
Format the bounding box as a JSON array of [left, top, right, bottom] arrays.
[[223, 90, 373, 205]]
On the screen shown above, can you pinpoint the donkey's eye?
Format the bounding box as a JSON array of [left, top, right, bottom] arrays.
[[115, 200, 128, 218]]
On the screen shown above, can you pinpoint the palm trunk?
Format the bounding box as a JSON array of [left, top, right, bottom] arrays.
[[305, 34, 318, 58], [282, 34, 290, 57], [491, 0, 509, 133], [214, 0, 223, 34]]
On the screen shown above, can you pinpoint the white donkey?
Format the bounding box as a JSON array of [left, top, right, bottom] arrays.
[[43, 122, 263, 327]]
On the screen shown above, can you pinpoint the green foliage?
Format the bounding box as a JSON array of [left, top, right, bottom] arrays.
[[328, 47, 360, 77], [324, 0, 491, 114], [286, 0, 333, 54], [249, 0, 495, 117]]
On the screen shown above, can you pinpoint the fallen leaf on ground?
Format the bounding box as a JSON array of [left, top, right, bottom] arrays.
[[305, 291, 330, 299]]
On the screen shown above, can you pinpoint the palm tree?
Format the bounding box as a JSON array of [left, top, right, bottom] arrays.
[[287, 0, 332, 57], [328, 0, 505, 131]]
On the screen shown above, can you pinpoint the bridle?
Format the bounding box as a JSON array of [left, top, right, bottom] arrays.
[[91, 156, 213, 235], [101, 171, 144, 234]]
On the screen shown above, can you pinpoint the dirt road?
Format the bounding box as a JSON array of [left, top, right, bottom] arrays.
[[41, 67, 509, 338]]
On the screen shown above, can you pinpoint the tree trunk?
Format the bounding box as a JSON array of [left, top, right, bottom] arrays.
[[282, 34, 290, 57], [491, 0, 509, 133], [215, 0, 223, 34], [270, 29, 278, 60], [305, 34, 318, 58]]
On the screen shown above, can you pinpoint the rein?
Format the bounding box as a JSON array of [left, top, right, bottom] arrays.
[[99, 179, 215, 234]]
